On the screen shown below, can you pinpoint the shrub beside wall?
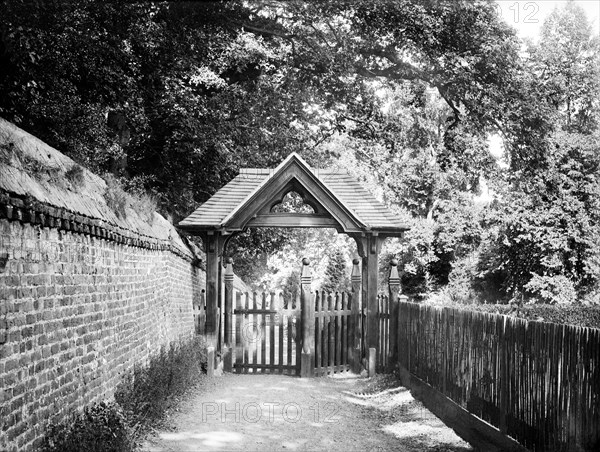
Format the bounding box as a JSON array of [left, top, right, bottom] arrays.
[[41, 336, 208, 452]]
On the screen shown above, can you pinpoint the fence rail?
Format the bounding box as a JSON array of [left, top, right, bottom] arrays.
[[396, 301, 600, 451]]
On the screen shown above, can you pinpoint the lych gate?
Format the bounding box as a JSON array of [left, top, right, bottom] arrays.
[[178, 153, 408, 376]]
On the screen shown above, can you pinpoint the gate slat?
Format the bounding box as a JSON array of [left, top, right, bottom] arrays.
[[348, 291, 356, 371], [287, 310, 293, 373], [270, 307, 275, 374], [323, 292, 329, 376], [243, 292, 249, 374], [315, 291, 322, 376], [296, 313, 301, 376], [335, 293, 342, 371], [261, 293, 268, 372], [341, 293, 347, 371], [385, 295, 389, 369], [235, 291, 242, 372], [279, 307, 284, 374], [383, 295, 386, 369], [378, 295, 382, 369], [324, 292, 328, 374], [328, 292, 335, 375], [250, 292, 256, 373]]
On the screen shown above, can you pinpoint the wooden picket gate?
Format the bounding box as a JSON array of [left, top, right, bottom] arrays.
[[313, 291, 356, 376], [231, 290, 359, 376], [233, 292, 301, 374], [222, 258, 365, 377]]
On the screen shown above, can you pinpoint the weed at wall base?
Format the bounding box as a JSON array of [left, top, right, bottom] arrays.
[[115, 335, 208, 434], [42, 335, 208, 450], [42, 402, 133, 452]]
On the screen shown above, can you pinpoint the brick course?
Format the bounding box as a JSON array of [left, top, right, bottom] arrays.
[[0, 218, 205, 451]]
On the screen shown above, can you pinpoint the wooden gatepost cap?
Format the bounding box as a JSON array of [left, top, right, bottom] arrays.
[[351, 258, 361, 281], [301, 258, 311, 281], [224, 257, 234, 278], [389, 257, 401, 285]]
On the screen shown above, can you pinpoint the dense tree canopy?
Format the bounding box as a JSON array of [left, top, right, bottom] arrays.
[[1, 1, 598, 302], [0, 0, 533, 216]]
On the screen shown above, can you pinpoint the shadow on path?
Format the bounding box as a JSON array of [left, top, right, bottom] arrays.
[[141, 373, 473, 452]]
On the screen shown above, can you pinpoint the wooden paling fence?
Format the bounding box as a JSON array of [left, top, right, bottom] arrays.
[[397, 302, 600, 451], [313, 290, 355, 376]]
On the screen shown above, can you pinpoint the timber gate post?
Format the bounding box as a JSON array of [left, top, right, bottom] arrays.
[[300, 258, 314, 377], [350, 258, 362, 373], [388, 259, 401, 371], [361, 234, 382, 374], [202, 232, 224, 351], [223, 257, 234, 372]]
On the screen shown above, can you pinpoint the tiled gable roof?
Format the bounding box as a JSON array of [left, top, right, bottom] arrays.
[[179, 154, 407, 233]]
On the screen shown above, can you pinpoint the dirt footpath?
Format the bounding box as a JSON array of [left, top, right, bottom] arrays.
[[141, 373, 473, 452]]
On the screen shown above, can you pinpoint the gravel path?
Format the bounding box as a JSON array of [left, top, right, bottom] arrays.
[[141, 373, 473, 452]]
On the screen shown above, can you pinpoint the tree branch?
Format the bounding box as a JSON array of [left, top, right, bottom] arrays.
[[225, 18, 295, 40]]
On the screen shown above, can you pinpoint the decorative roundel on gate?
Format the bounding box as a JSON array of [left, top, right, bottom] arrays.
[[241, 321, 262, 343]]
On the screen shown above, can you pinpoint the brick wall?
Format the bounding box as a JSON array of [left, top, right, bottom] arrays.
[[0, 218, 205, 451], [0, 119, 207, 451]]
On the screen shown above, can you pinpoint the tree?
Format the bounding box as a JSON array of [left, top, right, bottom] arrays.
[[0, 0, 544, 220], [321, 249, 349, 293], [228, 1, 557, 172], [5, 0, 595, 302], [0, 1, 151, 170], [527, 2, 600, 133], [479, 131, 600, 302]]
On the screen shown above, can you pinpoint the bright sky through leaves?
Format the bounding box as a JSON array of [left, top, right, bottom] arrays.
[[496, 0, 599, 39]]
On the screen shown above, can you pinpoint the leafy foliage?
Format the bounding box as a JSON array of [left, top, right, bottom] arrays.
[[321, 249, 349, 293], [1, 1, 599, 308], [466, 3, 600, 305], [42, 336, 207, 451], [226, 228, 294, 285], [64, 164, 85, 187], [103, 173, 128, 218], [43, 402, 132, 452], [477, 125, 600, 302], [0, 0, 541, 220], [527, 2, 600, 134], [524, 274, 577, 305], [114, 336, 207, 434]]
